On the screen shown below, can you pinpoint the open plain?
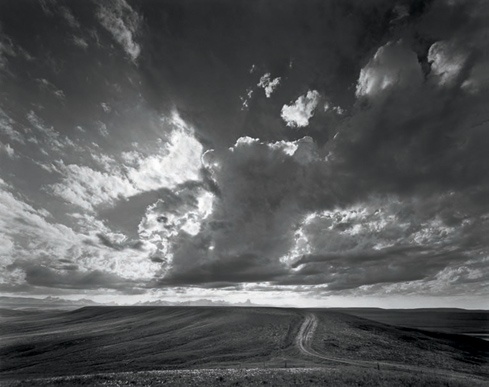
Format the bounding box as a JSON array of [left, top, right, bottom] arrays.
[[0, 306, 487, 386]]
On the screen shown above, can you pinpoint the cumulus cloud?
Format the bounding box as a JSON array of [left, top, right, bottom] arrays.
[[138, 186, 214, 272], [257, 73, 281, 98], [281, 90, 320, 128], [159, 136, 326, 286], [97, 0, 142, 61], [428, 41, 468, 87], [280, 196, 473, 290], [356, 41, 423, 97]]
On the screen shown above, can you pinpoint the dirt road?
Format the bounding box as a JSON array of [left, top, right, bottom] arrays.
[[296, 313, 488, 383]]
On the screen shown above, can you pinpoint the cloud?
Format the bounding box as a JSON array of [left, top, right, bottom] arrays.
[[97, 121, 109, 137], [0, 108, 24, 144], [36, 78, 66, 100], [257, 73, 281, 98], [48, 114, 204, 211], [428, 41, 468, 87], [49, 162, 139, 211], [157, 21, 489, 294], [356, 41, 423, 97], [0, 29, 16, 70], [0, 179, 161, 293], [277, 195, 474, 290], [0, 181, 84, 287], [0, 141, 15, 158], [1, 0, 489, 303], [160, 136, 326, 286], [97, 0, 142, 61], [6, 261, 137, 291], [281, 90, 320, 128], [124, 123, 203, 192], [101, 102, 111, 113], [26, 111, 75, 151], [60, 6, 80, 29], [73, 36, 88, 49], [138, 186, 214, 273]]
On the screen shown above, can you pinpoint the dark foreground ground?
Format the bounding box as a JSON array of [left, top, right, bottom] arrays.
[[2, 367, 488, 387], [0, 306, 488, 386]]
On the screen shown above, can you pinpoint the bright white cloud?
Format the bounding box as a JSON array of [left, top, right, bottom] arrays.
[[97, 0, 142, 61], [0, 179, 164, 290], [0, 182, 81, 275], [125, 124, 203, 192], [257, 73, 281, 98], [231, 136, 305, 157], [48, 114, 204, 211], [356, 41, 423, 97], [281, 90, 320, 128], [138, 187, 215, 271]]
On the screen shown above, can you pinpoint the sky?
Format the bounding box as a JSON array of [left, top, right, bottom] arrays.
[[0, 0, 488, 308]]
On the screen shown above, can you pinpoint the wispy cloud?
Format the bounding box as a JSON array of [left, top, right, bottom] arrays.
[[47, 115, 204, 211], [97, 0, 142, 61]]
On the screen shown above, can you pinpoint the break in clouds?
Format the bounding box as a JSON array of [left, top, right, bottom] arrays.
[[0, 0, 488, 306]]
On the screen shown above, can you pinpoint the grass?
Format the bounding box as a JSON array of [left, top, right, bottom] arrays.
[[0, 306, 302, 378], [1, 367, 487, 387], [1, 306, 488, 385], [311, 310, 488, 375]]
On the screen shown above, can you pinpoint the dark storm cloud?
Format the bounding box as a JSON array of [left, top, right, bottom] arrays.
[[153, 0, 489, 294], [284, 245, 465, 290]]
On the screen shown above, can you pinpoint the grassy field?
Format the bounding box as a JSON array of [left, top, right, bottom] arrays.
[[311, 310, 489, 376], [0, 306, 302, 378], [0, 306, 488, 385], [333, 308, 489, 339]]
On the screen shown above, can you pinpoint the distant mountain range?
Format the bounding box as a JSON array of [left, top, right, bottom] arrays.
[[0, 296, 258, 309], [0, 296, 110, 309], [134, 298, 256, 307]]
